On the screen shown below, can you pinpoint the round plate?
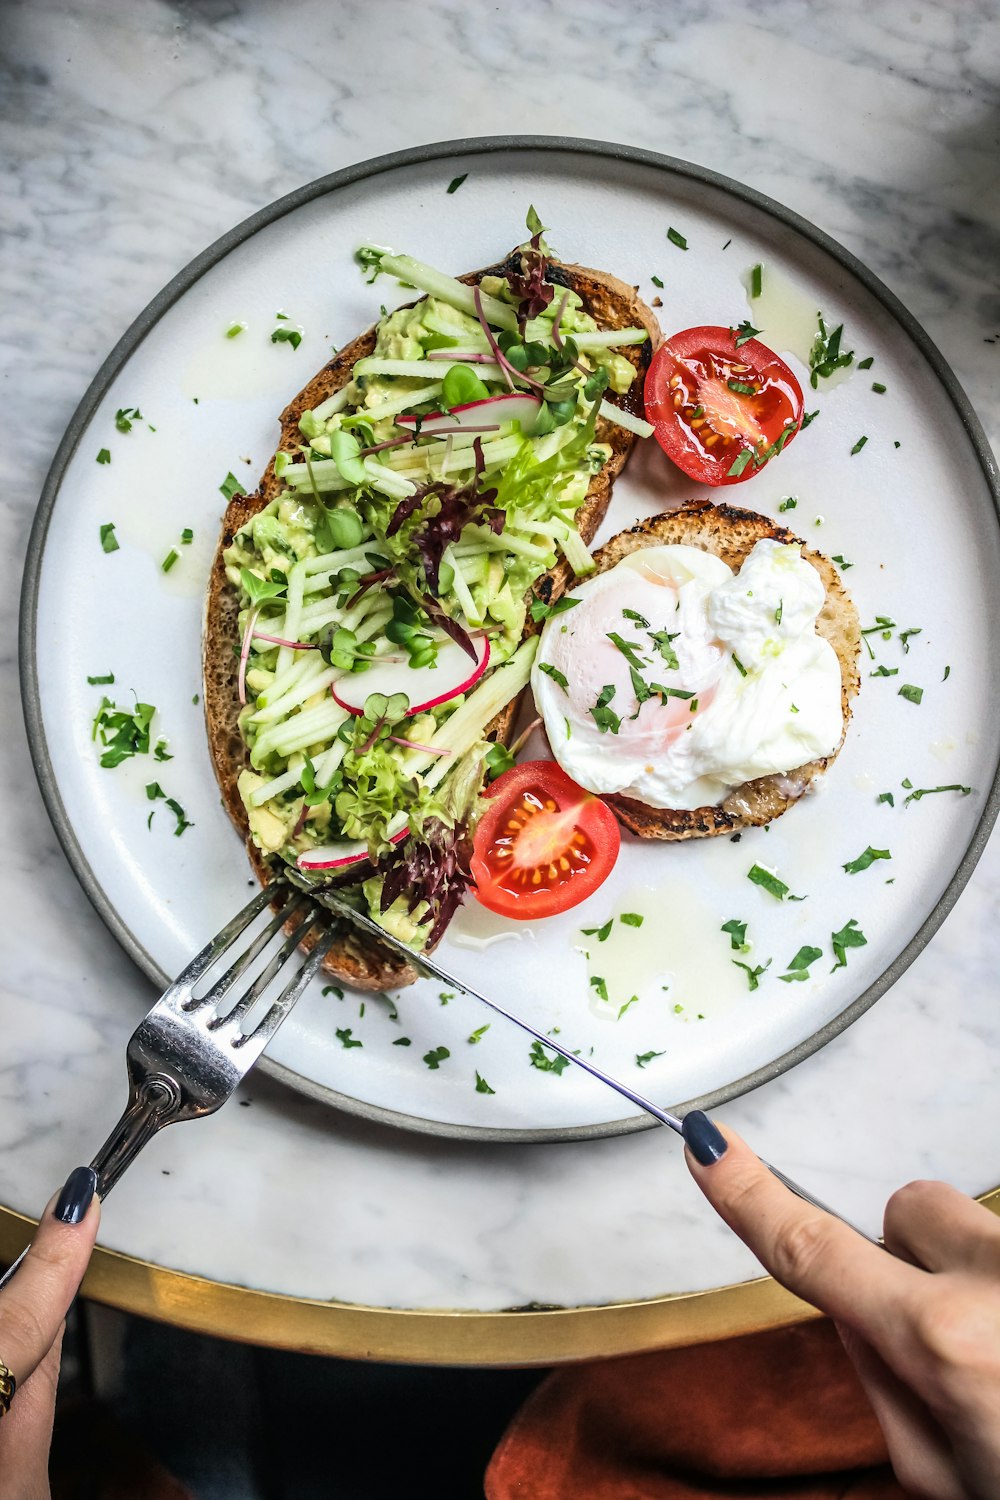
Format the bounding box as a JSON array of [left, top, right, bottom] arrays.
[[20, 137, 1000, 1142]]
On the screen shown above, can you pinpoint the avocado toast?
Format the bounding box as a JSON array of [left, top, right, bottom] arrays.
[[204, 222, 657, 989]]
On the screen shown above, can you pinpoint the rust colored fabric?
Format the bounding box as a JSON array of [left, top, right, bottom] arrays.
[[486, 1318, 909, 1499]]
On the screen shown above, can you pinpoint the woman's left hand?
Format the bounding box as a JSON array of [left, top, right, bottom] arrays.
[[0, 1168, 101, 1499]]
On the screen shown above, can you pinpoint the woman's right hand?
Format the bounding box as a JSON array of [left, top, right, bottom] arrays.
[[682, 1114, 1000, 1500]]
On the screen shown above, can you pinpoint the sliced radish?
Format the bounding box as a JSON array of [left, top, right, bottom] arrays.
[[397, 392, 541, 436], [331, 635, 490, 715], [297, 826, 407, 872]]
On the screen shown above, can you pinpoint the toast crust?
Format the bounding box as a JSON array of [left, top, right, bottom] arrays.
[[585, 501, 860, 840], [203, 250, 658, 987]]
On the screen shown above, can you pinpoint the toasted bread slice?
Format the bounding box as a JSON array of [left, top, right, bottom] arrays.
[[203, 249, 658, 988], [583, 501, 861, 839]]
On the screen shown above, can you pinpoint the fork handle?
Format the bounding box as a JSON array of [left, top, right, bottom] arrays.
[[90, 1074, 183, 1199]]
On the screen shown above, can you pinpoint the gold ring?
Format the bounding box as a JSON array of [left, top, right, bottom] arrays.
[[0, 1359, 15, 1419]]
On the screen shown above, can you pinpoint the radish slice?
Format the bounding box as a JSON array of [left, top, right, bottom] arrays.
[[332, 635, 490, 715], [297, 826, 407, 871], [396, 392, 540, 435]]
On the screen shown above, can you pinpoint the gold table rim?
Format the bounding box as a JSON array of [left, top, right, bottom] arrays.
[[2, 1187, 997, 1365]]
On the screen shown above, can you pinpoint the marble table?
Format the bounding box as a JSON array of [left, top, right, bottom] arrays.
[[3, 0, 999, 1363]]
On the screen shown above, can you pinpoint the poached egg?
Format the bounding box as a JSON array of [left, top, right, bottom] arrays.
[[531, 540, 843, 810]]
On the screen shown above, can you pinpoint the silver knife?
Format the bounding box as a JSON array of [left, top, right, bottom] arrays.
[[321, 892, 884, 1248]]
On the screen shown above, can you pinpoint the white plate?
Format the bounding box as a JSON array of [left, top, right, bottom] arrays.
[[22, 138, 1000, 1141]]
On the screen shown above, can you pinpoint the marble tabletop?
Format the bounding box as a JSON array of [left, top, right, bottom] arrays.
[[3, 0, 1000, 1349]]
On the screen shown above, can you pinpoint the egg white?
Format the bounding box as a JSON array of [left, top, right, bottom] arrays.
[[531, 541, 843, 810]]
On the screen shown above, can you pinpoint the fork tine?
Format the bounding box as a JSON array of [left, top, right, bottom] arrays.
[[210, 901, 322, 1032], [235, 923, 341, 1056], [185, 890, 310, 1012], [161, 882, 291, 1004]]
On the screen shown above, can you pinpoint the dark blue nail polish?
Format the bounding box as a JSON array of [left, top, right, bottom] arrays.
[[54, 1167, 97, 1225], [682, 1111, 728, 1165]]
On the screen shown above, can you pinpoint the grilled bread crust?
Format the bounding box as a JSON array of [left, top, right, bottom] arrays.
[[575, 501, 860, 840], [203, 250, 658, 988]]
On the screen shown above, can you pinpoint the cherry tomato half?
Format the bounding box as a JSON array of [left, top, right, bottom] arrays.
[[645, 325, 804, 485], [471, 761, 620, 921]]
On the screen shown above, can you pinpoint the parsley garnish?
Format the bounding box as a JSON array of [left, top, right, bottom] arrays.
[[582, 920, 613, 942], [475, 1072, 495, 1094], [733, 320, 760, 348], [899, 684, 923, 705], [778, 497, 797, 511], [800, 409, 819, 428], [96, 448, 111, 465], [878, 791, 895, 807], [943, 665, 951, 681], [898, 627, 921, 652], [733, 958, 771, 991], [529, 1042, 569, 1075], [857, 356, 874, 370], [831, 919, 867, 971], [538, 661, 569, 690], [747, 864, 801, 900], [809, 314, 854, 387], [446, 173, 468, 194], [271, 326, 302, 350], [902, 782, 971, 806], [590, 976, 609, 1002], [87, 672, 115, 685], [651, 275, 664, 289], [617, 996, 639, 1019], [727, 378, 757, 395], [779, 945, 823, 983], [115, 406, 142, 434], [635, 1050, 666, 1068], [165, 797, 193, 836], [721, 919, 748, 950], [322, 985, 344, 999], [423, 1046, 450, 1070], [92, 697, 156, 768], [99, 522, 119, 553], [851, 435, 868, 455], [146, 782, 164, 801], [620, 912, 643, 928], [607, 633, 648, 671], [667, 226, 688, 250], [220, 471, 247, 502], [181, 527, 194, 544], [871, 666, 898, 677], [872, 381, 887, 394], [530, 595, 580, 623], [624, 608, 650, 627], [336, 1028, 363, 1049], [843, 846, 891, 874], [727, 449, 753, 478], [468, 1024, 490, 1044], [392, 1037, 412, 1046], [648, 630, 680, 670], [153, 738, 173, 762], [750, 263, 763, 298], [484, 743, 515, 780], [590, 684, 621, 735]]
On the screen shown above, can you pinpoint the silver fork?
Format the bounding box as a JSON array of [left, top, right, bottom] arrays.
[[0, 880, 336, 1291]]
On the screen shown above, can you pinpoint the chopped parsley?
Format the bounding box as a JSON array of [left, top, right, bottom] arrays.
[[92, 697, 156, 768], [115, 406, 142, 434], [96, 448, 111, 465], [809, 314, 854, 387], [800, 409, 819, 428], [623, 608, 650, 627], [651, 275, 664, 289], [590, 975, 609, 1002], [620, 912, 643, 928], [727, 378, 757, 395], [392, 1036, 412, 1047], [181, 527, 194, 544], [87, 672, 115, 685], [898, 684, 923, 705], [667, 226, 688, 250], [538, 661, 570, 692], [778, 497, 797, 512], [468, 1024, 490, 1044], [617, 996, 639, 1019], [747, 864, 802, 900], [733, 957, 771, 991], [590, 684, 621, 735], [529, 1041, 570, 1075], [530, 595, 580, 622], [153, 738, 173, 761], [146, 782, 164, 801], [582, 920, 613, 942], [943, 665, 951, 681], [831, 918, 867, 972], [635, 1050, 666, 1068], [832, 554, 853, 570], [872, 381, 887, 394], [721, 918, 748, 951], [898, 627, 922, 653], [857, 356, 874, 371], [322, 985, 344, 999], [336, 1027, 363, 1049], [784, 945, 823, 979], [484, 743, 515, 779], [165, 798, 193, 836], [271, 326, 302, 350], [161, 549, 179, 574], [902, 782, 971, 806], [871, 666, 898, 677], [878, 791, 895, 807], [851, 435, 868, 456], [475, 1072, 495, 1094], [423, 1046, 450, 1070], [220, 471, 247, 502], [649, 630, 680, 669], [607, 632, 648, 671], [99, 522, 120, 553], [750, 263, 763, 298], [843, 846, 891, 874], [733, 319, 760, 347], [727, 449, 753, 478], [446, 173, 468, 194]]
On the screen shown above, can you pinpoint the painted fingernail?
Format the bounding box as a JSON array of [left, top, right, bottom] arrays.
[[54, 1167, 97, 1225], [682, 1111, 728, 1166]]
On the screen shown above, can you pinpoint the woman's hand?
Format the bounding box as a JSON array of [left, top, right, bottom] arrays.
[[683, 1114, 1000, 1500], [0, 1168, 100, 1499]]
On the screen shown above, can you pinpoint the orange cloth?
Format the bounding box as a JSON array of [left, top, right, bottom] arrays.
[[486, 1318, 908, 1499]]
